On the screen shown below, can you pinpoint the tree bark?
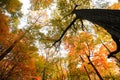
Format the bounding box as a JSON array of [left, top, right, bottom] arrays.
[[73, 9, 120, 39], [73, 9, 120, 57], [87, 56, 103, 80], [55, 9, 120, 57]]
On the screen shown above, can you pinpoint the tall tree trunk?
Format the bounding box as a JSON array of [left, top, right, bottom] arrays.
[[0, 32, 25, 61], [0, 16, 41, 61], [85, 41, 103, 80], [42, 68, 46, 80], [87, 56, 103, 80], [80, 55, 91, 80]]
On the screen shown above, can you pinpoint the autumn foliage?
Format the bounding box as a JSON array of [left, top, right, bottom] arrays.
[[64, 31, 119, 79], [109, 3, 120, 9], [0, 0, 120, 80]]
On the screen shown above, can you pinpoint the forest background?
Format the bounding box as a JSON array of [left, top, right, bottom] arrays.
[[0, 0, 120, 80]]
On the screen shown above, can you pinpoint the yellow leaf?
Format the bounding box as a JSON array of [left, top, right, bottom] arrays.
[[109, 3, 120, 9]]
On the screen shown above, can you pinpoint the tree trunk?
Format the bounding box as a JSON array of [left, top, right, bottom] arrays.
[[0, 33, 24, 61], [87, 56, 103, 80], [0, 16, 40, 61], [73, 9, 120, 57], [54, 9, 120, 57], [73, 9, 120, 39], [80, 55, 91, 80]]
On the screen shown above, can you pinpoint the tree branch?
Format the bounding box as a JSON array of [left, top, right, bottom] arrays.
[[73, 9, 120, 38], [52, 18, 77, 46], [72, 9, 120, 57]]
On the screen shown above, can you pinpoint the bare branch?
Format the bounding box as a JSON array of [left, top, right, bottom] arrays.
[[100, 40, 111, 53], [52, 18, 78, 46]]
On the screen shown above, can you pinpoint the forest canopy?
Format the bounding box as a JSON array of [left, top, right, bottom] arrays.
[[0, 0, 120, 80]]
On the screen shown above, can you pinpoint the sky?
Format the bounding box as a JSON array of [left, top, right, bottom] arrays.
[[17, 0, 120, 73], [18, 0, 31, 29], [19, 0, 118, 29], [20, 0, 118, 14], [18, 0, 119, 57], [92, 0, 118, 8], [20, 0, 31, 15], [19, 0, 119, 19], [92, 0, 118, 5]]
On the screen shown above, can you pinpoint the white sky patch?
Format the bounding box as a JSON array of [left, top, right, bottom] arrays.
[[20, 0, 31, 15], [107, 0, 118, 5], [76, 62, 82, 68], [18, 0, 31, 29], [46, 3, 57, 18], [40, 26, 52, 35], [91, 0, 118, 8], [59, 43, 69, 57]]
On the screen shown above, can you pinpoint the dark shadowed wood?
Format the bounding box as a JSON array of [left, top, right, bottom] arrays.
[[73, 9, 120, 57], [73, 9, 120, 38]]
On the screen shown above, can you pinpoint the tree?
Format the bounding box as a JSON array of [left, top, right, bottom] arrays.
[[51, 0, 120, 58], [48, 0, 120, 79], [30, 0, 53, 10], [0, 0, 53, 61], [65, 30, 119, 80], [0, 39, 39, 80], [0, 0, 120, 80], [0, 0, 23, 60]]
